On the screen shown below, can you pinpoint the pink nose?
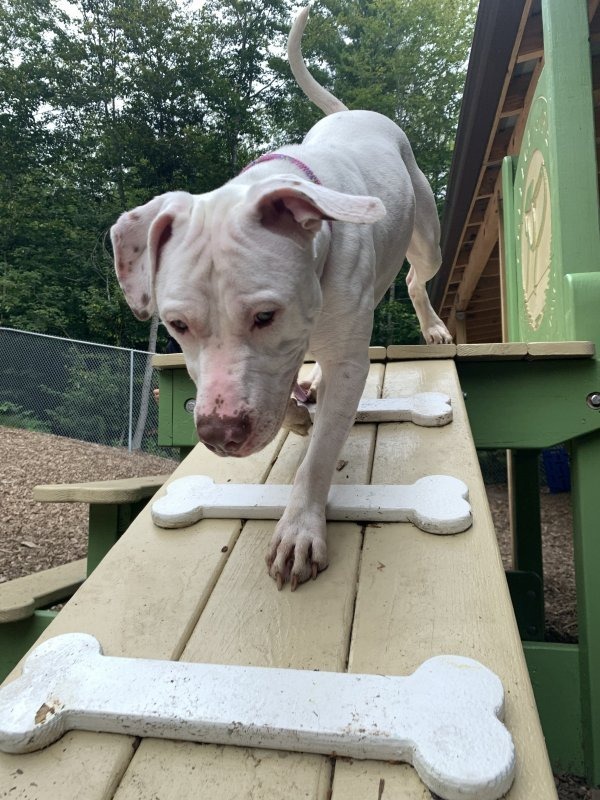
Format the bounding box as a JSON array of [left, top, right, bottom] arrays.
[[195, 413, 251, 456]]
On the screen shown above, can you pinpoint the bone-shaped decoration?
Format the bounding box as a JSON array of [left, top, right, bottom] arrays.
[[150, 474, 472, 534], [0, 633, 515, 800], [297, 392, 453, 427], [356, 392, 452, 426]]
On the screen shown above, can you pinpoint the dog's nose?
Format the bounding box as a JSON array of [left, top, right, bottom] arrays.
[[195, 413, 251, 456]]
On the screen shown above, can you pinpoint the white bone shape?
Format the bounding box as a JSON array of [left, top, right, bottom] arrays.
[[0, 633, 515, 800], [310, 392, 452, 426], [287, 393, 452, 436], [150, 474, 472, 534]]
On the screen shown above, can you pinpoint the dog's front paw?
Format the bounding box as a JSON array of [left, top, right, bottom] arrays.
[[424, 322, 453, 344], [266, 510, 328, 591]]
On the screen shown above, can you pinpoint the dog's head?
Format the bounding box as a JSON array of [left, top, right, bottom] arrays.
[[111, 176, 384, 457]]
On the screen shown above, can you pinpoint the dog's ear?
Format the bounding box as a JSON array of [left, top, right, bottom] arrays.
[[110, 192, 191, 320], [248, 177, 386, 240]]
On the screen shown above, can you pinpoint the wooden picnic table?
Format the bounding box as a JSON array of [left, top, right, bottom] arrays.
[[0, 356, 557, 799]]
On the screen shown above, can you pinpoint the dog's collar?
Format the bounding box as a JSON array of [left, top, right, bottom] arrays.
[[241, 153, 324, 186]]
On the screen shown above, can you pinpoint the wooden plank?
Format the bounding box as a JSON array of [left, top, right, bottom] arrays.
[[478, 165, 502, 198], [517, 12, 544, 63], [154, 348, 388, 370], [0, 432, 288, 799], [386, 344, 456, 360], [33, 475, 170, 505], [489, 127, 515, 163], [0, 559, 86, 623], [152, 353, 186, 369], [465, 298, 502, 314], [307, 346, 386, 363], [331, 360, 557, 799], [112, 365, 385, 799], [501, 72, 532, 117], [456, 343, 528, 360], [526, 341, 596, 359], [447, 190, 501, 334]]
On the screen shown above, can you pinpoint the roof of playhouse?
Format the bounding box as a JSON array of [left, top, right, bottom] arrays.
[[431, 0, 600, 343]]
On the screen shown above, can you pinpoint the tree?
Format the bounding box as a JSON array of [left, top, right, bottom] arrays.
[[0, 0, 476, 351], [197, 0, 293, 174]]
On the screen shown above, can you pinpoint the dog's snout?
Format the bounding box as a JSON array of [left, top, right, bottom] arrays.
[[196, 412, 251, 456]]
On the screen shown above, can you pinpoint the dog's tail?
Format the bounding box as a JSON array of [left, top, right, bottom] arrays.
[[288, 7, 348, 116]]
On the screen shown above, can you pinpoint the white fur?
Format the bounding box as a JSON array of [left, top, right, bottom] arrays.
[[111, 7, 451, 590]]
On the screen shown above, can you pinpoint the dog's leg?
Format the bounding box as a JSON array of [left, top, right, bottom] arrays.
[[297, 362, 321, 402], [406, 264, 452, 345], [266, 355, 368, 590], [404, 154, 453, 344]]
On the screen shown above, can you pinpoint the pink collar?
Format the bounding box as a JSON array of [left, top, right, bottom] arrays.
[[241, 153, 324, 186]]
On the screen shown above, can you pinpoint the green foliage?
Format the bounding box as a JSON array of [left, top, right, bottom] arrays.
[[371, 264, 422, 346], [44, 349, 131, 444], [297, 0, 477, 202], [0, 0, 476, 349], [0, 402, 51, 433]]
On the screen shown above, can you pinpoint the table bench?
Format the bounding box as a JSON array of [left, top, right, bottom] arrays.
[[0, 475, 170, 679], [0, 356, 557, 798]]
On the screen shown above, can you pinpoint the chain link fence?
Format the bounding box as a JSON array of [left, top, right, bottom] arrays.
[[0, 327, 168, 455]]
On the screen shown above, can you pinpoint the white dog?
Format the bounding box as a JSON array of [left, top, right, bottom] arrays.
[[111, 7, 451, 591]]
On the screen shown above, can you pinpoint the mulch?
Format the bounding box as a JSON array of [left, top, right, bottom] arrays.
[[0, 427, 593, 798]]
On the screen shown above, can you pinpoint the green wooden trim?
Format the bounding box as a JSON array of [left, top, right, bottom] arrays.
[[0, 610, 56, 683], [172, 369, 198, 446], [504, 0, 600, 342], [570, 431, 600, 784], [157, 369, 174, 446], [501, 155, 520, 340], [524, 641, 584, 775], [565, 272, 600, 351], [458, 358, 600, 448], [541, 0, 600, 287]]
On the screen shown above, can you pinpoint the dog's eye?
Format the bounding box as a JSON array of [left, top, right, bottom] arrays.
[[254, 311, 275, 329], [170, 319, 188, 333]]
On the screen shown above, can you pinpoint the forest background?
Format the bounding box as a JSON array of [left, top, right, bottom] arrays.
[[0, 0, 477, 352]]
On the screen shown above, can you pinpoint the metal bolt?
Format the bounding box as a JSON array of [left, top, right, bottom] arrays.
[[586, 392, 600, 410], [184, 398, 196, 414]]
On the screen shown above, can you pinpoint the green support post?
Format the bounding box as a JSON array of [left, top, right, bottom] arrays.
[[524, 642, 584, 773], [509, 449, 543, 582], [0, 611, 56, 682], [87, 504, 120, 575], [570, 431, 600, 784]]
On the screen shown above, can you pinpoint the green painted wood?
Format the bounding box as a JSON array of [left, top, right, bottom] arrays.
[[0, 611, 56, 682], [157, 370, 174, 447], [458, 359, 600, 449], [172, 370, 198, 447], [504, 0, 600, 344], [501, 156, 520, 341], [570, 431, 600, 784], [524, 641, 584, 775], [509, 450, 543, 583], [565, 272, 600, 349], [540, 0, 600, 287], [87, 504, 120, 575], [505, 570, 544, 641]]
